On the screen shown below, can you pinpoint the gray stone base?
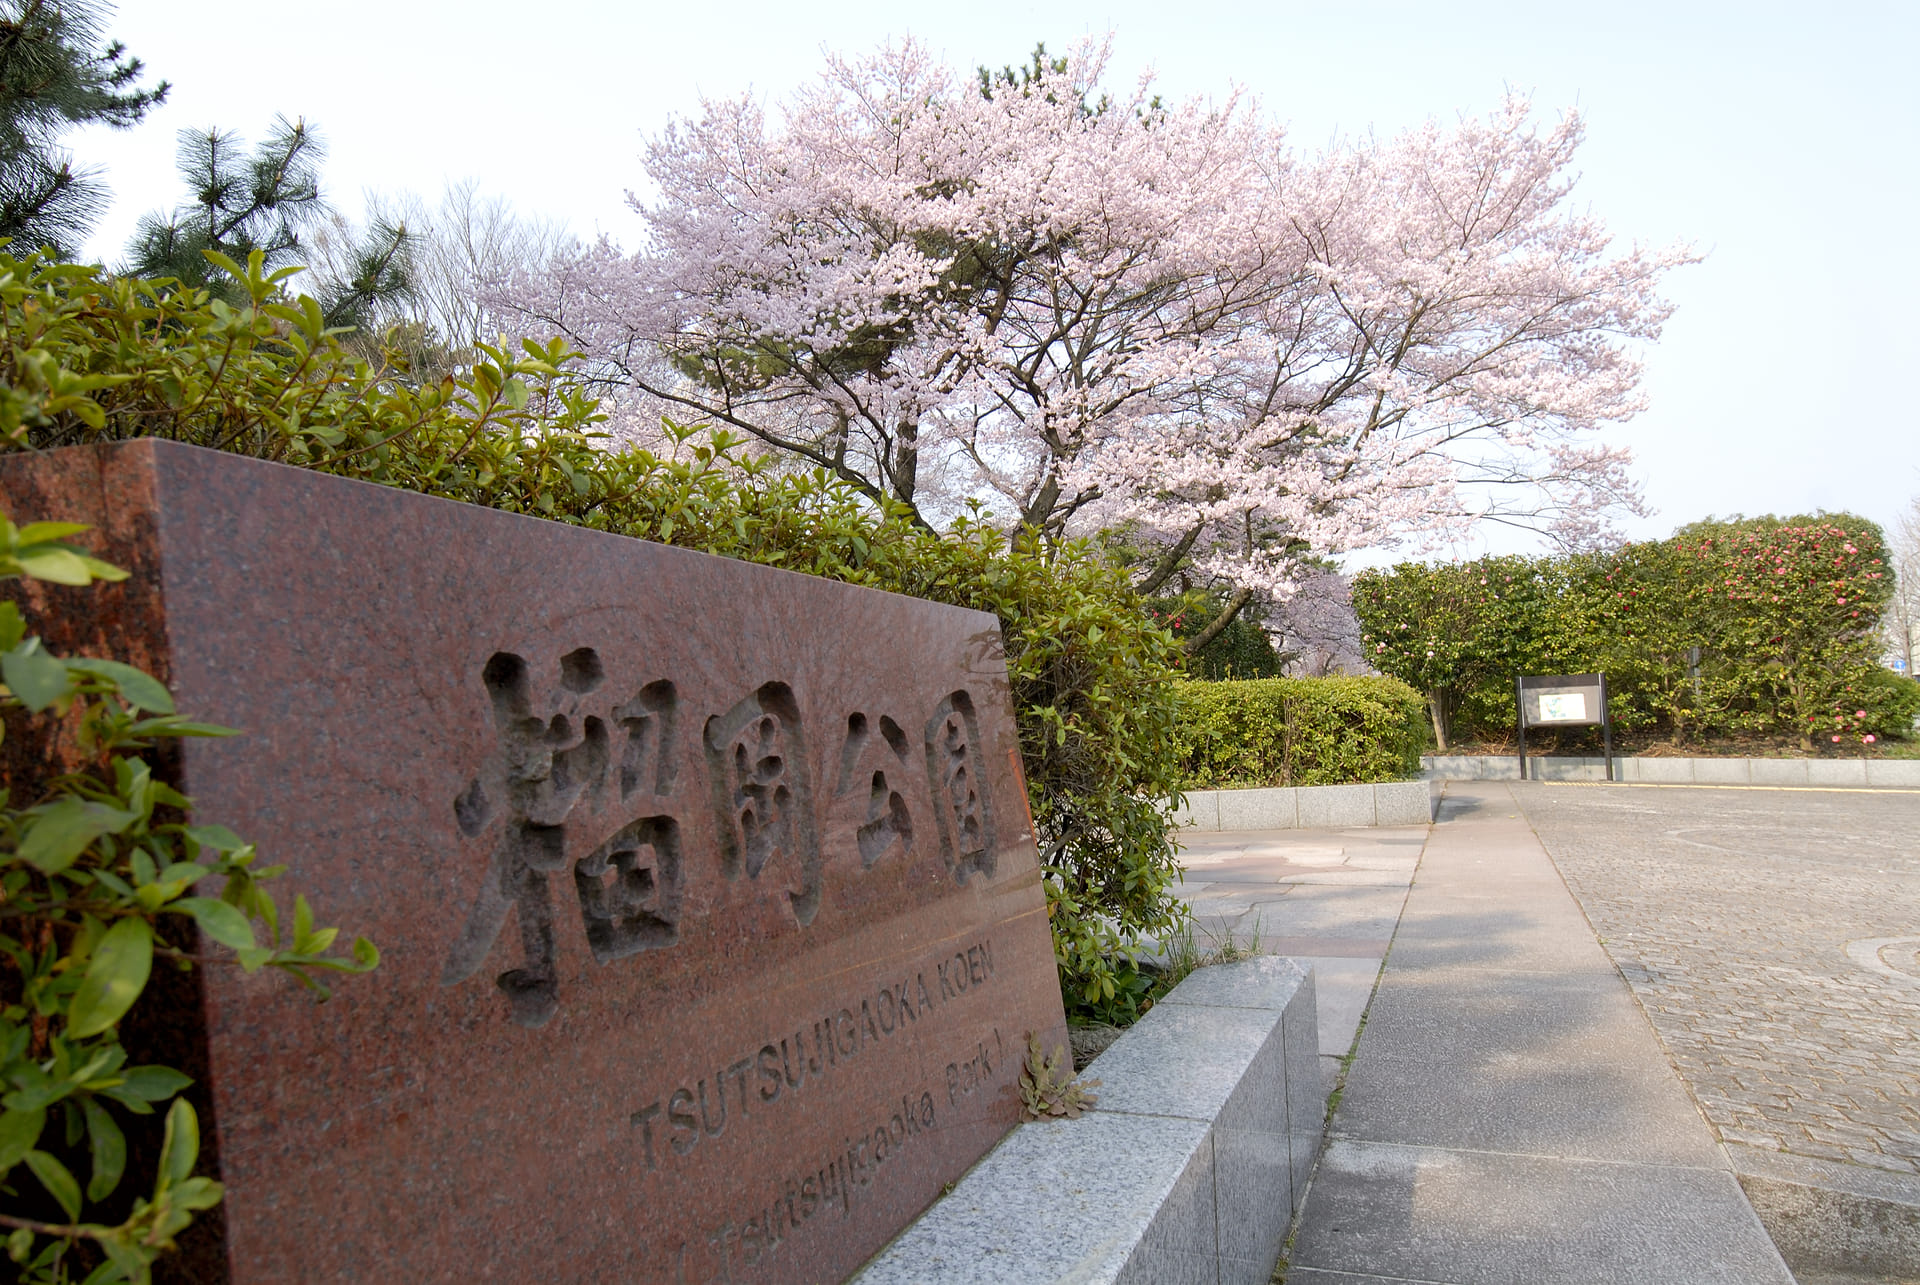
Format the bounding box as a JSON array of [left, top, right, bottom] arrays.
[[1728, 1145, 1920, 1281], [1423, 754, 1920, 788], [854, 957, 1321, 1285], [1174, 780, 1433, 832]]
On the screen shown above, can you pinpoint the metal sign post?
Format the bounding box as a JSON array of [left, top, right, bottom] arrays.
[[1515, 675, 1528, 780], [1516, 672, 1614, 782]]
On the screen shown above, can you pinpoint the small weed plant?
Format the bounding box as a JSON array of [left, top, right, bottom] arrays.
[[1018, 1033, 1100, 1122]]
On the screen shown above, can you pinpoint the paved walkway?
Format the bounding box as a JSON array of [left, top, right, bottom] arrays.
[[1179, 781, 1796, 1284], [1515, 783, 1920, 1178], [1174, 820, 1428, 1103], [1510, 781, 1920, 1284]]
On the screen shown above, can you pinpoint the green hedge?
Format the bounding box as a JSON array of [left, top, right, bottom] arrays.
[[1354, 520, 1917, 753], [1172, 676, 1429, 789]]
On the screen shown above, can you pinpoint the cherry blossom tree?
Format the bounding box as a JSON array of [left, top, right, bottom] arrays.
[[502, 39, 1693, 642], [1271, 571, 1366, 677]]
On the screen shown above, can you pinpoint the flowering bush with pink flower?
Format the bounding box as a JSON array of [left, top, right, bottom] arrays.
[[1686, 516, 1901, 749]]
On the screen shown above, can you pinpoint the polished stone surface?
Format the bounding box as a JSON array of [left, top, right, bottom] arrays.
[[0, 440, 1064, 1284]]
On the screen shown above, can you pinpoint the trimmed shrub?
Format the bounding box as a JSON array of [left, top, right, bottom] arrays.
[[0, 248, 1189, 1017], [1172, 676, 1429, 789], [1355, 515, 1904, 752]]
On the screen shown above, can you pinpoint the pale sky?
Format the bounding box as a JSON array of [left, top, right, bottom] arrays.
[[71, 0, 1920, 551]]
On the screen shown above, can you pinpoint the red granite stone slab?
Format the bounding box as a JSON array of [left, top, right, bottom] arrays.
[[0, 440, 1066, 1284]]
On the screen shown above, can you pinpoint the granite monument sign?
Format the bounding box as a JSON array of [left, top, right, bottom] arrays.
[[0, 440, 1067, 1283]]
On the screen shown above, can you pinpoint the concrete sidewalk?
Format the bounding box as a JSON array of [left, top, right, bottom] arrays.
[[1283, 781, 1794, 1283], [1173, 820, 1428, 1104]]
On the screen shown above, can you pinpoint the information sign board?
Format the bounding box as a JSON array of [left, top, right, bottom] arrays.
[[1516, 672, 1614, 781]]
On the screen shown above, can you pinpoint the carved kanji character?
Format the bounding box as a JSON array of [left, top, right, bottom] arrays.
[[924, 690, 996, 884], [833, 711, 917, 868], [442, 648, 612, 1028], [704, 682, 821, 925]]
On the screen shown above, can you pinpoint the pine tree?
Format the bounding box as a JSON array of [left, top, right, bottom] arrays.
[[124, 115, 417, 327], [125, 115, 328, 286], [0, 0, 167, 256]]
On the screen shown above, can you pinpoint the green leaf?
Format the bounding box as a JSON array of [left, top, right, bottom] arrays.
[[95, 1087, 154, 1115], [115, 1066, 192, 1102], [2, 641, 70, 711], [76, 555, 128, 583], [79, 1258, 132, 1285], [184, 824, 244, 853], [12, 522, 92, 545], [158, 1097, 199, 1188], [0, 1105, 45, 1173], [25, 1149, 81, 1219], [94, 1231, 148, 1281], [169, 897, 255, 951], [125, 716, 235, 738], [234, 946, 274, 972], [13, 546, 93, 585], [82, 1097, 126, 1201], [17, 798, 139, 874], [66, 917, 153, 1038], [64, 658, 175, 713], [170, 1173, 224, 1211]]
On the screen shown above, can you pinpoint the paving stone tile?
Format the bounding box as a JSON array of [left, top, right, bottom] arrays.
[[1291, 1141, 1792, 1284]]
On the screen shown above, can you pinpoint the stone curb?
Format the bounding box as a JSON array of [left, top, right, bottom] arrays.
[[854, 957, 1320, 1285], [1724, 1144, 1920, 1280], [1172, 780, 1434, 832], [1422, 754, 1920, 788]]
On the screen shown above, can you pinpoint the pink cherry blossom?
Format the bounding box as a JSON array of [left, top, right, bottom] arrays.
[[498, 38, 1694, 601]]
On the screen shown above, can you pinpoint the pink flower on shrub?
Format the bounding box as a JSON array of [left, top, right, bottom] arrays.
[[1832, 735, 1842, 743], [1856, 710, 1866, 718], [1865, 734, 1877, 743]]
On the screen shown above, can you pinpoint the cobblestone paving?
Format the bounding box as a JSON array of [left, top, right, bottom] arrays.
[[1513, 783, 1920, 1178]]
